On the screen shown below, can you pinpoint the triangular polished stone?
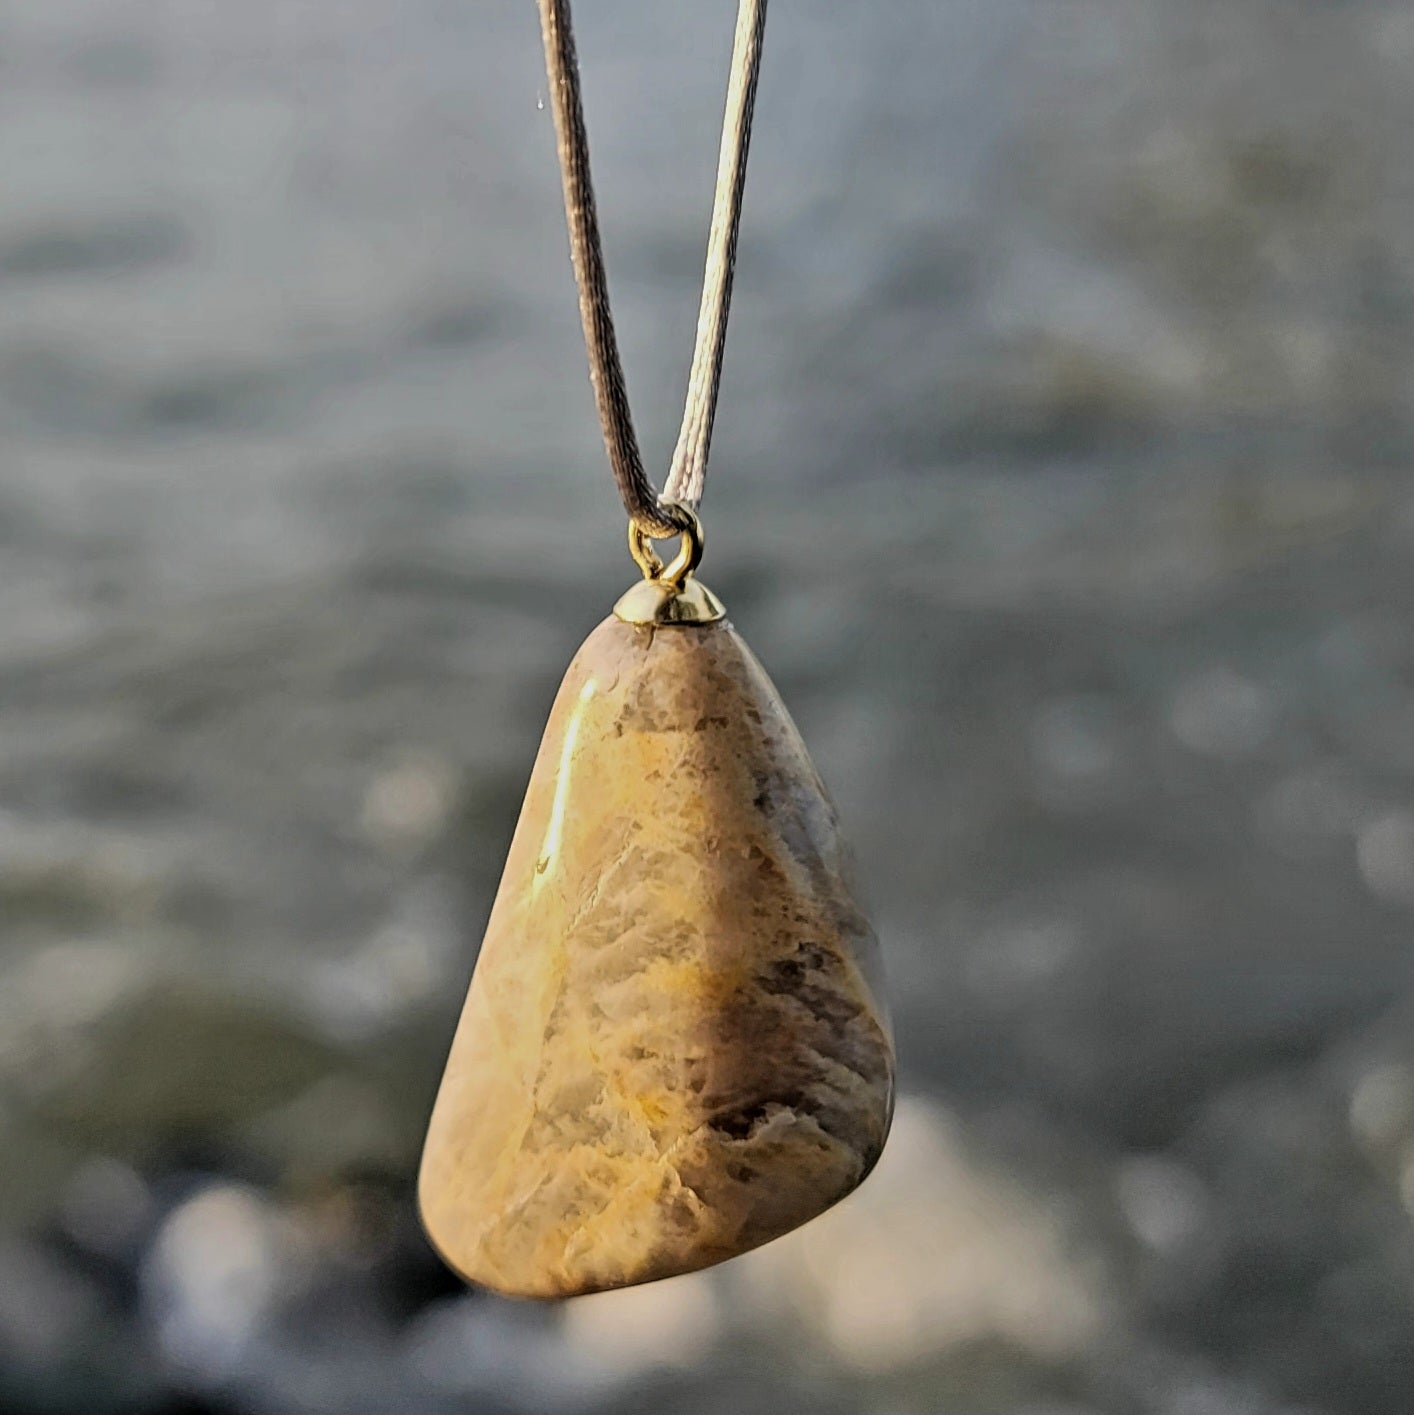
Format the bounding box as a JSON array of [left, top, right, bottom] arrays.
[[419, 614, 894, 1297]]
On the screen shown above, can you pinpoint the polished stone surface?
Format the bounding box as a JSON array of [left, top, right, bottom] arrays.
[[419, 614, 894, 1298]]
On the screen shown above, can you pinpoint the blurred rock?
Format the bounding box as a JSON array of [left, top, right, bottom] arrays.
[[732, 1097, 1105, 1372], [560, 1275, 721, 1376], [405, 1297, 626, 1413], [141, 1183, 292, 1382], [57, 1156, 154, 1261]]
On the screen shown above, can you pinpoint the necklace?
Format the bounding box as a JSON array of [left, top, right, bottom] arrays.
[[418, 0, 894, 1299]]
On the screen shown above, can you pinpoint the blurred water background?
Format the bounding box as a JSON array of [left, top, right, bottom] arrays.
[[4, 0, 1414, 1411]]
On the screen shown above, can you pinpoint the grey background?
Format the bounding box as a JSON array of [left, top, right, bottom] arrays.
[[3, 1, 1414, 1412]]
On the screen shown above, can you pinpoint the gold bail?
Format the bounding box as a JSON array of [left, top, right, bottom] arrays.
[[615, 504, 726, 626]]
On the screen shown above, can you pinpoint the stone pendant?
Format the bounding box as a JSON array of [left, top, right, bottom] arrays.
[[419, 589, 894, 1298]]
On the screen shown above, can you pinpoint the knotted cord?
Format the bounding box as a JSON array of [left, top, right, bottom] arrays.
[[536, 0, 767, 539]]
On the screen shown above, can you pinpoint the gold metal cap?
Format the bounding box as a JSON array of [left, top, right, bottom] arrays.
[[614, 576, 726, 626]]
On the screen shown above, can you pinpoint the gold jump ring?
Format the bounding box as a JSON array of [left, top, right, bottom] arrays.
[[627, 504, 704, 587]]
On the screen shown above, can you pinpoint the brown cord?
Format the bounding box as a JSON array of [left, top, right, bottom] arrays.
[[536, 0, 767, 540]]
